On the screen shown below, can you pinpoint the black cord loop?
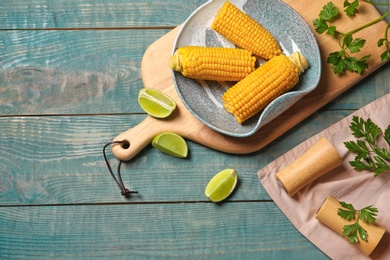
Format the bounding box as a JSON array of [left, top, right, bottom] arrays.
[[103, 141, 138, 196]]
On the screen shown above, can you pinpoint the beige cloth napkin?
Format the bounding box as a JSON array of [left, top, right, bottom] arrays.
[[258, 94, 390, 260]]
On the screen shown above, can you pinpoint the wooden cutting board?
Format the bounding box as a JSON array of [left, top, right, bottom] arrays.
[[112, 0, 389, 161]]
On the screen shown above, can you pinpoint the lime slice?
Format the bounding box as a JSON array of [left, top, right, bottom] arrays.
[[152, 132, 188, 158], [205, 169, 238, 202], [138, 88, 176, 118]]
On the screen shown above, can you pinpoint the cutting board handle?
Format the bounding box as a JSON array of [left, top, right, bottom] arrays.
[[111, 115, 172, 161]]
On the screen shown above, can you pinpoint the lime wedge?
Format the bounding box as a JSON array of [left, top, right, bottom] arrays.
[[138, 88, 176, 118], [152, 132, 188, 158], [205, 169, 238, 202]]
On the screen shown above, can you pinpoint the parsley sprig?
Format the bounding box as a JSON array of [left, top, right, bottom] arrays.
[[344, 116, 390, 176], [313, 1, 390, 75], [337, 201, 378, 244]]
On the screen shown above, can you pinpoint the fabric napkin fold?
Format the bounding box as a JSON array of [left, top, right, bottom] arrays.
[[258, 94, 390, 260]]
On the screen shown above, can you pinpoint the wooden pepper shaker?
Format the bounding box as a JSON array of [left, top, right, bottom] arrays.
[[316, 195, 386, 256], [275, 137, 342, 196]]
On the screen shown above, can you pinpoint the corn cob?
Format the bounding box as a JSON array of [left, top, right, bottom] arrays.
[[222, 51, 309, 124], [169, 46, 256, 82], [212, 1, 282, 60]]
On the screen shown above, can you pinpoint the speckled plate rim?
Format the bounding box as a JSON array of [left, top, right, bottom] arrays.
[[171, 0, 322, 137]]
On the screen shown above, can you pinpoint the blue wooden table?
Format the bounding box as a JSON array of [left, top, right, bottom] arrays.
[[1, 1, 389, 259]]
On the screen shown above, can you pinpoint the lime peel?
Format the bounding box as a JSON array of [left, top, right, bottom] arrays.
[[152, 132, 188, 158], [205, 169, 238, 202]]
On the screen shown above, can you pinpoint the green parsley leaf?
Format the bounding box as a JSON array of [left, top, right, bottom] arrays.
[[320, 2, 339, 21], [349, 116, 381, 144], [338, 201, 379, 244], [338, 201, 356, 220], [349, 116, 365, 138], [327, 25, 337, 35], [384, 125, 390, 147], [350, 158, 375, 172], [345, 116, 390, 176], [364, 118, 381, 145], [327, 52, 346, 74], [377, 38, 389, 61], [359, 206, 378, 224], [346, 56, 369, 74], [373, 147, 390, 161], [344, 140, 368, 159], [313, 18, 329, 34], [348, 38, 366, 53], [378, 38, 386, 47], [380, 49, 390, 62], [342, 222, 366, 244], [343, 0, 359, 17], [373, 155, 390, 176]]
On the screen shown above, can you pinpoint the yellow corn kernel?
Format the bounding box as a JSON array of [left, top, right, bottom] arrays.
[[222, 51, 308, 124], [169, 46, 256, 82], [212, 1, 282, 60]]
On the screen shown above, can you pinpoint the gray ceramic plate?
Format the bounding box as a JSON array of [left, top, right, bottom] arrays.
[[171, 0, 321, 137]]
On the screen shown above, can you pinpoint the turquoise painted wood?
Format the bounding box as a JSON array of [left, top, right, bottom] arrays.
[[0, 111, 349, 205], [0, 203, 327, 259], [0, 29, 171, 115], [0, 0, 207, 29], [0, 0, 389, 258]]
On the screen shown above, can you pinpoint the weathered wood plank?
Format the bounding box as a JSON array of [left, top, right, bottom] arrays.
[[0, 29, 169, 115], [0, 202, 328, 259], [0, 0, 207, 29], [0, 110, 349, 205], [1, 28, 388, 116]]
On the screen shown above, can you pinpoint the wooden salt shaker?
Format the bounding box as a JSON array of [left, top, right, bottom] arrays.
[[275, 137, 342, 196], [316, 196, 386, 256]]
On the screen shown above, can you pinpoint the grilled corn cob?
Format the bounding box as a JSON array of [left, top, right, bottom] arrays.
[[169, 46, 256, 81], [212, 1, 282, 60], [222, 51, 309, 124]]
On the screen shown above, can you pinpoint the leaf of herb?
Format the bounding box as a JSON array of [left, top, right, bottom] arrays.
[[338, 201, 356, 221], [338, 209, 356, 221], [344, 140, 368, 159], [357, 224, 368, 242], [313, 18, 329, 34], [345, 116, 390, 175], [349, 116, 365, 138], [380, 49, 390, 62], [348, 38, 366, 53], [328, 25, 337, 36], [373, 147, 390, 161], [350, 157, 376, 171], [338, 201, 379, 244], [320, 2, 339, 21], [342, 222, 360, 244], [384, 125, 390, 147], [346, 55, 370, 75], [340, 201, 355, 211], [343, 34, 353, 47], [343, 0, 359, 17], [378, 38, 386, 47], [364, 118, 381, 145], [327, 52, 344, 74], [359, 206, 378, 224], [373, 156, 390, 176]]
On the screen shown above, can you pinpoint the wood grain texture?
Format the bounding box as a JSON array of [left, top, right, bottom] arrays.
[[0, 0, 207, 29], [0, 29, 171, 115], [0, 203, 327, 259], [0, 110, 348, 205]]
